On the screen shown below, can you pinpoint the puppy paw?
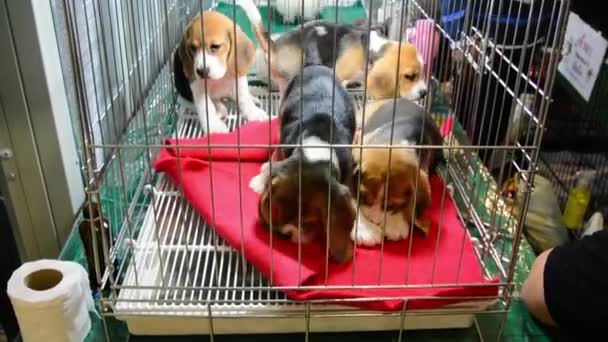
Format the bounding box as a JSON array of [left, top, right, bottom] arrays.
[[206, 120, 230, 134], [215, 101, 229, 118], [196, 101, 229, 134], [384, 213, 410, 241], [259, 161, 270, 173], [351, 215, 383, 246], [252, 96, 262, 107], [245, 105, 269, 122]]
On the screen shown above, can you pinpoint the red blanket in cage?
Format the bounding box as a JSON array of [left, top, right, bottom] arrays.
[[153, 117, 499, 311]]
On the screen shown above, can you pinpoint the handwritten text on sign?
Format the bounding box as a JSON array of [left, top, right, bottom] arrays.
[[558, 12, 607, 102]]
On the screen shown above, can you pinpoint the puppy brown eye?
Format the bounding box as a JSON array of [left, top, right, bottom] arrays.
[[210, 44, 221, 52], [404, 74, 416, 81], [188, 44, 197, 54]]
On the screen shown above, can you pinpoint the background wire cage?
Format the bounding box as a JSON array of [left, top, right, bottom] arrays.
[[52, 0, 570, 338], [537, 59, 608, 224]]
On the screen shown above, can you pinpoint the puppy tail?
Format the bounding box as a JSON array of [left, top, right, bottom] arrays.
[[236, 0, 273, 53]]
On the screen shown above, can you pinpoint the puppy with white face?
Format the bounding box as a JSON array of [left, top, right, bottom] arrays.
[[365, 31, 428, 101], [236, 0, 428, 101], [173, 11, 268, 134], [351, 98, 444, 246], [250, 53, 357, 263]]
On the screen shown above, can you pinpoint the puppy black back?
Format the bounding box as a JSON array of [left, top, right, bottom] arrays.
[[365, 99, 445, 173], [280, 64, 356, 184], [277, 21, 360, 67], [281, 65, 355, 143]]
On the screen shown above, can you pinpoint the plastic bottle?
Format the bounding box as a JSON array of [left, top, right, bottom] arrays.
[[563, 170, 596, 231]]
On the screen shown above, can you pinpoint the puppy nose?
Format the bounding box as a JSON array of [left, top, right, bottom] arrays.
[[419, 89, 428, 98], [196, 67, 209, 79]]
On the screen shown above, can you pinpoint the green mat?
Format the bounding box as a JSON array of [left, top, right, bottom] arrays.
[[215, 1, 368, 45]]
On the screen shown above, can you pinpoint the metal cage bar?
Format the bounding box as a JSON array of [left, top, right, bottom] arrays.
[[54, 0, 570, 339]]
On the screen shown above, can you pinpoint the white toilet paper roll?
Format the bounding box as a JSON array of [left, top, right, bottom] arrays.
[[7, 259, 95, 342]]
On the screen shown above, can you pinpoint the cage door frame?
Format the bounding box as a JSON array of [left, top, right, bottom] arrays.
[[0, 0, 85, 260]]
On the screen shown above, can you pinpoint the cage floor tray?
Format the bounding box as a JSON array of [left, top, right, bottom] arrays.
[[113, 89, 497, 335]]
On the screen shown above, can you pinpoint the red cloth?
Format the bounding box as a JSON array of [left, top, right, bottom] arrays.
[[154, 117, 499, 311]]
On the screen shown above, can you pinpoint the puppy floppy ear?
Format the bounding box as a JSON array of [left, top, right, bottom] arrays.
[[227, 26, 255, 77], [178, 25, 195, 80], [257, 160, 292, 231], [405, 170, 432, 220], [367, 66, 394, 99], [258, 184, 273, 229], [258, 174, 287, 233], [415, 170, 432, 217], [322, 181, 356, 263], [350, 159, 363, 196]]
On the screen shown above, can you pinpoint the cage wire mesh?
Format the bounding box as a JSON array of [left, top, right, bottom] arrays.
[[53, 0, 570, 338], [537, 63, 608, 222]]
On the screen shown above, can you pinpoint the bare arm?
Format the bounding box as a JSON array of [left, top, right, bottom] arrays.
[[521, 248, 558, 327]]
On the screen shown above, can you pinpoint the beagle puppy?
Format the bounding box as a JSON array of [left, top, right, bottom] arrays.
[[249, 50, 356, 263], [236, 0, 427, 101], [351, 98, 444, 246], [173, 11, 268, 133]]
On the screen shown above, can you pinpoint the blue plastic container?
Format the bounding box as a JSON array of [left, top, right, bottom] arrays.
[[440, 0, 556, 44], [441, 0, 467, 40]]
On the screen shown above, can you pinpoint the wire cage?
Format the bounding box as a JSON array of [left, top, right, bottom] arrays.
[[534, 3, 608, 224], [53, 0, 570, 338]]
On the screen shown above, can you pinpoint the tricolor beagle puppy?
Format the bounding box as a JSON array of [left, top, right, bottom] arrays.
[[249, 45, 356, 263], [173, 11, 268, 133], [351, 98, 444, 246], [236, 0, 428, 101]]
